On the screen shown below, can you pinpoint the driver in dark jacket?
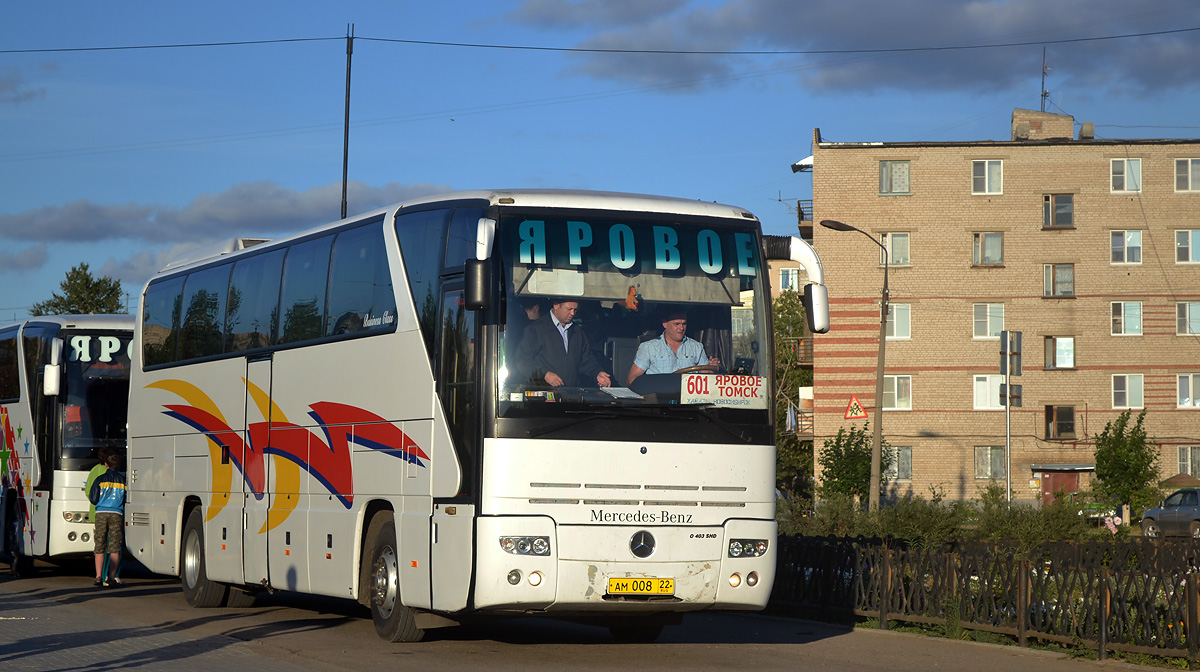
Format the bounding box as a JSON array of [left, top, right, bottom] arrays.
[[512, 300, 612, 388]]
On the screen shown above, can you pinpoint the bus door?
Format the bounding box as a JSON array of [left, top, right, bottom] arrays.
[[243, 354, 272, 587], [428, 285, 477, 612]]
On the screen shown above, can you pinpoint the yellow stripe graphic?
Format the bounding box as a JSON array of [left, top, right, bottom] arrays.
[[246, 379, 300, 532], [146, 379, 233, 521]]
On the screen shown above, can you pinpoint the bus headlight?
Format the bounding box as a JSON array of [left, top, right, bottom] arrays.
[[499, 536, 551, 556], [728, 539, 769, 558], [63, 511, 87, 523]]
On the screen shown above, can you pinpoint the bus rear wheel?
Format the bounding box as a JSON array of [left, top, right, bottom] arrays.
[[364, 513, 424, 642], [180, 508, 226, 607]]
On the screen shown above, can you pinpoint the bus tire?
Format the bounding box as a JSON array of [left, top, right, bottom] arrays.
[[364, 513, 424, 642], [180, 508, 227, 607]]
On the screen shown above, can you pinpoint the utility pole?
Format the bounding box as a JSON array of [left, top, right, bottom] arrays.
[[1040, 47, 1050, 113], [341, 23, 354, 220], [1000, 331, 1022, 503]]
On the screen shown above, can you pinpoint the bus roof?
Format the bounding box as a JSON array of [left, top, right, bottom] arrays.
[[156, 189, 761, 274], [394, 189, 759, 222], [0, 314, 135, 332]]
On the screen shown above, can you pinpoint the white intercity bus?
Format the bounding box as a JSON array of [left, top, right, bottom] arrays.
[[0, 315, 134, 574], [125, 189, 829, 641]]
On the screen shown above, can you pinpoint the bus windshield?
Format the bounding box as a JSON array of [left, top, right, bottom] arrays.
[[60, 331, 131, 463], [495, 212, 772, 424]]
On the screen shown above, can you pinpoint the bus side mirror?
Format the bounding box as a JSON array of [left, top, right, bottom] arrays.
[[44, 338, 63, 396], [465, 259, 492, 311], [803, 283, 830, 334]]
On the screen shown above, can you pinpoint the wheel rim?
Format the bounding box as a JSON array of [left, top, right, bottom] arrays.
[[184, 529, 201, 589], [372, 544, 399, 618]]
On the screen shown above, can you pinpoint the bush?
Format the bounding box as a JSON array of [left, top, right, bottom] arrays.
[[779, 482, 1098, 546], [876, 490, 970, 548]]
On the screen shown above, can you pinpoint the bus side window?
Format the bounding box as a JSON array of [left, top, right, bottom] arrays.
[[226, 249, 285, 352], [278, 236, 334, 345], [395, 209, 452, 365], [178, 264, 232, 360], [0, 327, 19, 402], [326, 225, 395, 337], [143, 277, 185, 366], [444, 208, 486, 270]]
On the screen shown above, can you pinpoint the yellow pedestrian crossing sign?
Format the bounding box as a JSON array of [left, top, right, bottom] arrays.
[[844, 395, 868, 420]]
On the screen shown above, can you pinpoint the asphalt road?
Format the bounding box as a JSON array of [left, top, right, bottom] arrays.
[[0, 560, 1149, 672]]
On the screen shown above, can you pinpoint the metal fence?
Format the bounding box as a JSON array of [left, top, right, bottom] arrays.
[[773, 535, 1200, 664]]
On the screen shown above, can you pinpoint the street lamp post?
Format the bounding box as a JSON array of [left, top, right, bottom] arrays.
[[820, 219, 889, 513]]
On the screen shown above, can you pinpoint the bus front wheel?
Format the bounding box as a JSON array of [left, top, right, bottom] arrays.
[[180, 508, 226, 607], [364, 513, 424, 642]]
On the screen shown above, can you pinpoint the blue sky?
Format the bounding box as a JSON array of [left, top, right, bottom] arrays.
[[3, 1, 1200, 319]]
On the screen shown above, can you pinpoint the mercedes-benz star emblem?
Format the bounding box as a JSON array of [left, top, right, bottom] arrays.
[[629, 530, 656, 558]]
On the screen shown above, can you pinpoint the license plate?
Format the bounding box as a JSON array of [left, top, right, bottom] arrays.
[[607, 577, 675, 595]]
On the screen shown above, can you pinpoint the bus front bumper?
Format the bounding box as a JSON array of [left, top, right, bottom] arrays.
[[472, 517, 776, 613]]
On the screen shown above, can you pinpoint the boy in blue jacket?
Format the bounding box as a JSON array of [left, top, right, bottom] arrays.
[[88, 451, 126, 587]]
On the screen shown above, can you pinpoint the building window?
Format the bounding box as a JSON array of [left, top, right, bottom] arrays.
[[1178, 230, 1200, 263], [974, 446, 1006, 480], [880, 160, 911, 195], [1179, 302, 1200, 335], [972, 160, 1002, 194], [1044, 336, 1075, 369], [886, 303, 910, 340], [1045, 405, 1076, 439], [780, 267, 800, 292], [1111, 301, 1142, 335], [1180, 374, 1200, 408], [1180, 446, 1200, 475], [1111, 230, 1142, 264], [883, 375, 911, 410], [885, 446, 912, 481], [1043, 264, 1074, 298], [1043, 194, 1074, 228], [881, 232, 909, 265], [974, 374, 1003, 410], [1112, 158, 1142, 192], [972, 232, 1003, 265], [1177, 159, 1200, 192], [973, 303, 1004, 339], [1113, 374, 1144, 409]]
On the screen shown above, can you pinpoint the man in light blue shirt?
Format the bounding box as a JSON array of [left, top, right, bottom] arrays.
[[627, 309, 719, 385]]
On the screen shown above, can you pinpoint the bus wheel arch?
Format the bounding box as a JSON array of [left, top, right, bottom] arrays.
[[363, 510, 424, 642]]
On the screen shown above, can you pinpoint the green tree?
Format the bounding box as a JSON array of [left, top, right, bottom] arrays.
[[816, 421, 892, 504], [773, 290, 813, 499], [1093, 410, 1160, 519], [31, 263, 124, 316]]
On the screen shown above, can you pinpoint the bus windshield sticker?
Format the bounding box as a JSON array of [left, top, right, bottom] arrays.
[[680, 374, 767, 409]]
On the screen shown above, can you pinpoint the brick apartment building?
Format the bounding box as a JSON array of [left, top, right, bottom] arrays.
[[809, 109, 1200, 505]]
